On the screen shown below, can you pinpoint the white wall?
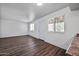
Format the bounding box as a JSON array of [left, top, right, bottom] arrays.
[[0, 4, 28, 38], [0, 19, 28, 38], [0, 5, 1, 38], [28, 7, 79, 50], [0, 20, 1, 38]]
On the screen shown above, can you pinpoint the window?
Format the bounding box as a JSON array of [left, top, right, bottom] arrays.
[[48, 18, 54, 32], [55, 22, 64, 32], [30, 23, 34, 31], [48, 15, 64, 32], [48, 24, 54, 32]]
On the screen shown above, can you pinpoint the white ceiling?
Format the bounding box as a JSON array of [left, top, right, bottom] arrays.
[[1, 3, 79, 22]]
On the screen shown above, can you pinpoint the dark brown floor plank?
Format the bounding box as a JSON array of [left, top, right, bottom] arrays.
[[0, 35, 66, 56]]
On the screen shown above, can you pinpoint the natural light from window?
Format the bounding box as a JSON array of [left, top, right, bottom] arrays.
[[48, 15, 64, 32], [30, 23, 34, 31], [48, 24, 54, 32]]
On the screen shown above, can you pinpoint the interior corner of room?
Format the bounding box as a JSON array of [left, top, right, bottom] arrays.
[[0, 3, 79, 56]]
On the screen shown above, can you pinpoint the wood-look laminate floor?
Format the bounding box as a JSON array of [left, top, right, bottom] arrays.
[[0, 35, 66, 56]]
